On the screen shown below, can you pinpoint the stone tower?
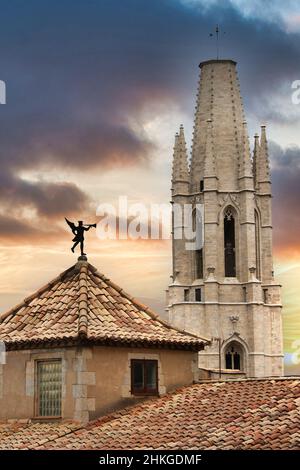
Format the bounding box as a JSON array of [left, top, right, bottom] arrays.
[[166, 59, 283, 378]]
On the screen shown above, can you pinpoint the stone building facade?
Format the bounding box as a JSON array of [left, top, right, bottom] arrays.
[[0, 345, 199, 423], [166, 59, 283, 378], [0, 258, 207, 423]]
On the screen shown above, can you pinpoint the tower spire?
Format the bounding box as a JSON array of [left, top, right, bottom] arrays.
[[190, 60, 245, 192], [172, 125, 189, 185], [259, 125, 271, 180], [256, 125, 271, 194]]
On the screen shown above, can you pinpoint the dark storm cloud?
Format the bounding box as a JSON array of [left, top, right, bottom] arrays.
[[0, 172, 90, 218], [0, 0, 299, 176], [2, 121, 153, 172], [0, 0, 299, 235], [270, 141, 300, 251], [0, 214, 38, 238], [270, 141, 300, 170], [0, 213, 66, 243], [256, 107, 300, 125]]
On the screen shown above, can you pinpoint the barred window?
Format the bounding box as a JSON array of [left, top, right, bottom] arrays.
[[36, 360, 62, 417]]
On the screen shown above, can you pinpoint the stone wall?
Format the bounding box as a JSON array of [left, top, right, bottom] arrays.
[[0, 346, 197, 423]]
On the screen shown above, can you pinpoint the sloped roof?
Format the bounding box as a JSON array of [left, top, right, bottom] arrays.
[[0, 378, 299, 450], [0, 259, 208, 351]]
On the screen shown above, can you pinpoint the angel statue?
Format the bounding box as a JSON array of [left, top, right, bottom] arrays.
[[65, 219, 96, 257]]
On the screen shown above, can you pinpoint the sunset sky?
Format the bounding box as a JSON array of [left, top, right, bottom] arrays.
[[0, 0, 299, 373]]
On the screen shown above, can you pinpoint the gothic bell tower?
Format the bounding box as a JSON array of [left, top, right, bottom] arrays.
[[166, 59, 283, 378]]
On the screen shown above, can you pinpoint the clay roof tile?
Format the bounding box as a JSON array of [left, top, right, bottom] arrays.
[[0, 259, 208, 351]]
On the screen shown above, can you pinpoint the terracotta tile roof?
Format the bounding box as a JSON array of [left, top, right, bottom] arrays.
[[0, 259, 208, 351], [0, 421, 80, 450], [0, 378, 299, 450]]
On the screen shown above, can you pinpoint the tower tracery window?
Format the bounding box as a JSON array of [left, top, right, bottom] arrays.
[[224, 206, 236, 277], [224, 207, 234, 220], [225, 344, 242, 370]]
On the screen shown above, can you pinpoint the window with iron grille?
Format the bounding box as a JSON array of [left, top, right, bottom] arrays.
[[36, 360, 62, 417], [131, 359, 158, 396]]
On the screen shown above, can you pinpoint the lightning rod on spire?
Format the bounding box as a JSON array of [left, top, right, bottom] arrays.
[[209, 24, 226, 60]]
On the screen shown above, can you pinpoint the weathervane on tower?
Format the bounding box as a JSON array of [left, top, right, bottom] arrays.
[[209, 24, 226, 59]]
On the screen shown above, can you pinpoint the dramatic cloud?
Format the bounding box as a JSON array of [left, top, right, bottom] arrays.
[[0, 0, 298, 242], [0, 213, 65, 244], [0, 172, 90, 219], [181, 0, 300, 27], [0, 0, 299, 177], [270, 141, 300, 253], [0, 215, 38, 238]]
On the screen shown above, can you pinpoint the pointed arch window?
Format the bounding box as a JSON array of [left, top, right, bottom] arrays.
[[224, 207, 236, 277], [225, 343, 243, 370]]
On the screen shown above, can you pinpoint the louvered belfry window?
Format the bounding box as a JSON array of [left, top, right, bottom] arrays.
[[37, 360, 62, 417]]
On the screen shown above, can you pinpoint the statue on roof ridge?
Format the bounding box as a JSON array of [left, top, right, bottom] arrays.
[[65, 218, 96, 256]]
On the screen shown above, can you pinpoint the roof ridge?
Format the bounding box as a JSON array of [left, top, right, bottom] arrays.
[[0, 263, 78, 324], [197, 375, 300, 383], [89, 264, 210, 343], [77, 262, 89, 338]]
